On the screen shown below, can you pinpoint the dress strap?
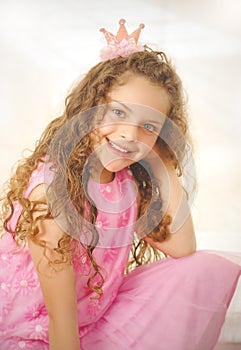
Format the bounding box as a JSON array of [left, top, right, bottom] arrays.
[[7, 161, 49, 232], [23, 161, 46, 198]]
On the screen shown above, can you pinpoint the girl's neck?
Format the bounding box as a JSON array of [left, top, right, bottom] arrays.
[[91, 167, 115, 184]]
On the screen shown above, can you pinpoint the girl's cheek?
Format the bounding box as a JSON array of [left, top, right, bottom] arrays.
[[140, 133, 158, 149], [98, 125, 117, 136]]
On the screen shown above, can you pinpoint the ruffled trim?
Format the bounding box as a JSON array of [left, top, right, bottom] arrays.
[[100, 38, 144, 61]]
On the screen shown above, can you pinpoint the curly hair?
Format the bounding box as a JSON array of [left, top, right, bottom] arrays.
[[0, 47, 192, 297]]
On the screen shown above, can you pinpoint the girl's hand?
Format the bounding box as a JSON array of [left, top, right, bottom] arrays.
[[143, 146, 196, 258]]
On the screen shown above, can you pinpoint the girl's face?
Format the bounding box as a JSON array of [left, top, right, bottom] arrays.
[[91, 75, 170, 181]]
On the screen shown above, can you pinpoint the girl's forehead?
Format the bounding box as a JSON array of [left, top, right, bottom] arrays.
[[108, 75, 170, 116]]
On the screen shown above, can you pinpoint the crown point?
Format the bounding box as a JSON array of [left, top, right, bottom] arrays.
[[119, 19, 126, 25], [99, 19, 145, 60]]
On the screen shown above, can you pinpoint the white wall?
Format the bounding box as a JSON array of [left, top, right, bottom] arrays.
[[0, 0, 241, 252]]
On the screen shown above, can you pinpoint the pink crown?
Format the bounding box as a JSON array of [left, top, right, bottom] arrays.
[[99, 19, 145, 61]]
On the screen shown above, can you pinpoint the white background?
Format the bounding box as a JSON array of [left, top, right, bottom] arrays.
[[0, 0, 241, 252]]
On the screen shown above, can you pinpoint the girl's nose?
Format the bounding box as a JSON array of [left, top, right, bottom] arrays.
[[119, 124, 139, 141]]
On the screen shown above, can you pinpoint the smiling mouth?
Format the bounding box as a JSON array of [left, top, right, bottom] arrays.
[[108, 139, 132, 154]]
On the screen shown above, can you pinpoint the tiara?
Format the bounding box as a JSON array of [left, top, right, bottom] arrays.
[[99, 19, 145, 61]]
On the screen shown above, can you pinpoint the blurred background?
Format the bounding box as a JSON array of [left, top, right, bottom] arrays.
[[0, 0, 241, 252]]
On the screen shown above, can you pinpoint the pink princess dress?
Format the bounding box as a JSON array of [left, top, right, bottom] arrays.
[[0, 161, 241, 350]]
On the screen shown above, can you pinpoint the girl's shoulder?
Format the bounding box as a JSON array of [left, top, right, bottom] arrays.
[[24, 159, 53, 200]]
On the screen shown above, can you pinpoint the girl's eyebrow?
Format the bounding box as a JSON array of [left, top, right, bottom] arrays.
[[110, 100, 133, 112]]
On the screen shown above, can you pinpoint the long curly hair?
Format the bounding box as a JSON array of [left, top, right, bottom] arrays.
[[0, 47, 192, 296]]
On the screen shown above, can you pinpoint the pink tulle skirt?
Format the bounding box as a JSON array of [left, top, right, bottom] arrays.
[[80, 251, 241, 350], [1, 251, 240, 350]]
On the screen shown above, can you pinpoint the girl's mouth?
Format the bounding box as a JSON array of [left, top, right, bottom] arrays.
[[107, 139, 133, 155]]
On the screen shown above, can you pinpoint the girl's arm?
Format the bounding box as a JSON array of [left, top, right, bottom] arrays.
[[143, 148, 196, 258], [28, 185, 81, 350]]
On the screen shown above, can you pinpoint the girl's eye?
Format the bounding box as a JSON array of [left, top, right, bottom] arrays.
[[112, 109, 125, 118], [143, 123, 156, 133]]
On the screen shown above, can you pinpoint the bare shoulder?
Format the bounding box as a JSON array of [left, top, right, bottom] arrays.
[[27, 184, 66, 254], [28, 184, 46, 202]]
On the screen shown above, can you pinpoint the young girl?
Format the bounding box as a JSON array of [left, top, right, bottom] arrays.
[[0, 19, 240, 350]]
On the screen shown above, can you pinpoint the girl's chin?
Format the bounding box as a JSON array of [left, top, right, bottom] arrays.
[[101, 158, 134, 173]]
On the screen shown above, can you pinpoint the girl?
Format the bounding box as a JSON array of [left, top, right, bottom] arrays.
[[0, 19, 240, 350]]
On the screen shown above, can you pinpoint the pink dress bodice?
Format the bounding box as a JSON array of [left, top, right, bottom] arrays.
[[0, 161, 137, 346]]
